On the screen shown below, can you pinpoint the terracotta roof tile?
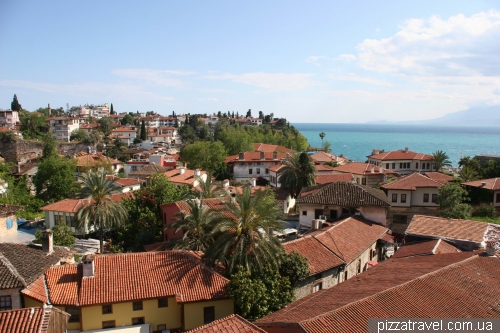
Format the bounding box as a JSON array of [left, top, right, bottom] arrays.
[[186, 314, 267, 333], [393, 239, 461, 258], [368, 149, 434, 161], [332, 162, 398, 176], [21, 275, 48, 303], [315, 174, 353, 184], [0, 306, 70, 333], [310, 152, 347, 164], [74, 153, 120, 167], [463, 177, 500, 190], [267, 164, 284, 172], [113, 178, 145, 187], [163, 168, 207, 186], [40, 193, 132, 213], [0, 204, 23, 215], [297, 182, 390, 207], [315, 164, 334, 171], [381, 172, 446, 190], [423, 172, 454, 183], [37, 251, 230, 306], [299, 255, 500, 333], [128, 163, 171, 177], [255, 252, 476, 326], [253, 143, 293, 153], [111, 127, 136, 132]]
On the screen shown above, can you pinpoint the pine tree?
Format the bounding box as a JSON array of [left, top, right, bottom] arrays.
[[140, 120, 147, 140], [11, 94, 21, 111], [110, 103, 114, 115]]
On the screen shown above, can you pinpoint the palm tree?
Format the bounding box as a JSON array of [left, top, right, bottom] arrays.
[[319, 132, 326, 148], [279, 152, 317, 198], [458, 156, 480, 171], [75, 168, 128, 253], [432, 150, 452, 171], [169, 199, 224, 252], [204, 186, 283, 275], [459, 165, 478, 182], [186, 174, 227, 199]]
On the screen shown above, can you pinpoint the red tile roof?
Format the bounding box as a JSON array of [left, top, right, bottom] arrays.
[[406, 215, 491, 244], [315, 164, 334, 172], [111, 127, 136, 132], [253, 143, 293, 153], [255, 252, 477, 327], [0, 306, 70, 333], [381, 172, 446, 190], [332, 162, 398, 176], [74, 153, 120, 167], [25, 251, 230, 306], [463, 177, 500, 190], [267, 164, 284, 172], [298, 255, 500, 333], [113, 178, 145, 187], [186, 314, 267, 333], [40, 193, 132, 213], [225, 152, 288, 163], [424, 172, 454, 183], [163, 168, 207, 186], [315, 174, 353, 184], [368, 149, 434, 161], [167, 198, 236, 221], [393, 239, 461, 258], [310, 152, 347, 164]]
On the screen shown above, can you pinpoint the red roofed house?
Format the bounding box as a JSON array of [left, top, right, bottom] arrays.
[[463, 177, 500, 214], [331, 162, 398, 188], [253, 143, 293, 153], [186, 314, 266, 333], [283, 216, 390, 299], [163, 167, 208, 188], [0, 306, 70, 333], [112, 177, 145, 193], [367, 147, 435, 175], [148, 126, 178, 144], [73, 152, 122, 176], [21, 251, 234, 332], [225, 151, 287, 182], [381, 172, 452, 234], [309, 151, 348, 166], [40, 193, 132, 235], [109, 127, 137, 146]]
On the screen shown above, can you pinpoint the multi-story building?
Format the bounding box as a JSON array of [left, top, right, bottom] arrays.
[[331, 162, 398, 187], [225, 151, 287, 182], [48, 116, 80, 142], [367, 147, 435, 175], [0, 110, 20, 129]]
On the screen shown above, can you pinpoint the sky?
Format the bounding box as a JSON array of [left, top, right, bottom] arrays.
[[1, 0, 499, 123]]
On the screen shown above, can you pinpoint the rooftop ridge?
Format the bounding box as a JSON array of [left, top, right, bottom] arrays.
[[0, 254, 27, 287]]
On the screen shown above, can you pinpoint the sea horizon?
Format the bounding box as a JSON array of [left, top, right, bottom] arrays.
[[293, 123, 500, 166]]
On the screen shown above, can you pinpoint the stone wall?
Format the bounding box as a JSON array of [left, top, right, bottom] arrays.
[[0, 140, 90, 163]]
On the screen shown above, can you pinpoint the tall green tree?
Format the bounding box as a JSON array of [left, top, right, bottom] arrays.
[[75, 168, 128, 253], [121, 114, 134, 125], [11, 94, 21, 111], [97, 116, 113, 136], [279, 152, 317, 198], [204, 186, 283, 275], [437, 182, 472, 219], [42, 134, 58, 159], [180, 141, 228, 178], [110, 103, 114, 115], [186, 174, 226, 199], [34, 156, 78, 202], [459, 165, 478, 182], [432, 150, 452, 171], [140, 120, 147, 140]]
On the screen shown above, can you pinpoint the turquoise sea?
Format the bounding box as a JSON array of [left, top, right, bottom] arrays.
[[294, 123, 500, 167]]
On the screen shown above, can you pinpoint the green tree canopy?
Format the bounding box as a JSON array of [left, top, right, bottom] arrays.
[[121, 114, 134, 125], [432, 150, 452, 171], [19, 111, 48, 140], [97, 117, 113, 136], [34, 156, 78, 202], [42, 134, 58, 159], [34, 221, 76, 247], [437, 182, 472, 219], [279, 152, 317, 198], [180, 141, 228, 178], [11, 94, 21, 111]]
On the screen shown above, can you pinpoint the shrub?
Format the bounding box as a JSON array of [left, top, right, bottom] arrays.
[[471, 204, 497, 218]]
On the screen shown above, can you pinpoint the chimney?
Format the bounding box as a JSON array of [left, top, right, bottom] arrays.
[[250, 178, 257, 187], [82, 255, 95, 278], [405, 147, 409, 152], [222, 179, 230, 188], [260, 152, 265, 160], [41, 230, 53, 254], [273, 152, 278, 160], [238, 152, 244, 160], [194, 169, 201, 177], [485, 241, 496, 256], [179, 167, 186, 175]]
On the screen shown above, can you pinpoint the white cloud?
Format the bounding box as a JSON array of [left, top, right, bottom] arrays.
[[305, 55, 330, 66], [204, 72, 319, 91], [330, 74, 393, 86], [336, 54, 357, 61], [199, 97, 219, 102], [112, 69, 194, 87]]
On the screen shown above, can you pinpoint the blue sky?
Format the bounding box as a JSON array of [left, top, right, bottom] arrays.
[[1, 0, 499, 122]]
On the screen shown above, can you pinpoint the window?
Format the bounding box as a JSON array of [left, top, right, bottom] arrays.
[[5, 218, 12, 229], [361, 178, 366, 185], [158, 298, 168, 308], [423, 193, 429, 203], [313, 282, 322, 293], [401, 194, 407, 203], [256, 168, 261, 175], [302, 211, 307, 216], [248, 168, 253, 175], [432, 194, 438, 203], [102, 321, 116, 329], [203, 306, 215, 324], [393, 215, 407, 224], [496, 192, 500, 203], [102, 304, 112, 314], [392, 194, 398, 203], [399, 163, 403, 169], [386, 163, 390, 169], [132, 317, 145, 325], [357, 259, 362, 274], [157, 325, 167, 331], [392, 163, 395, 169], [344, 271, 348, 281], [133, 301, 143, 311], [131, 166, 138, 172], [0, 296, 11, 310], [416, 163, 419, 169], [66, 306, 80, 323]]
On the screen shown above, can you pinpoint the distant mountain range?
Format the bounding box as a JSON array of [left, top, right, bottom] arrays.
[[367, 105, 500, 126]]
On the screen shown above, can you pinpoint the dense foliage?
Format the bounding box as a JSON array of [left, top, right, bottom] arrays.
[[180, 141, 228, 178], [279, 152, 317, 198], [437, 182, 472, 219], [33, 156, 78, 202], [34, 221, 76, 247]]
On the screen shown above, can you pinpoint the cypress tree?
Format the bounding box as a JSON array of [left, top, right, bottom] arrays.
[[110, 103, 114, 115], [140, 120, 147, 140], [11, 94, 21, 111]]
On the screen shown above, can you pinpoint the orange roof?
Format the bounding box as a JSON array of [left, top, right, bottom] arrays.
[[332, 162, 398, 176], [25, 251, 230, 306], [310, 152, 348, 164], [74, 153, 120, 167], [368, 149, 434, 161], [168, 198, 235, 221], [463, 177, 500, 190], [393, 239, 461, 258], [424, 172, 454, 183], [113, 178, 145, 187], [40, 193, 132, 213], [253, 143, 293, 153], [163, 168, 207, 186], [225, 152, 287, 163], [315, 164, 334, 171], [186, 314, 267, 333], [0, 306, 70, 333], [267, 164, 284, 172], [381, 172, 446, 190], [315, 174, 353, 184]]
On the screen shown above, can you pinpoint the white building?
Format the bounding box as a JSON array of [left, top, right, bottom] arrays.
[[225, 151, 287, 182], [367, 147, 435, 175], [49, 116, 80, 142], [0, 110, 20, 129]]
